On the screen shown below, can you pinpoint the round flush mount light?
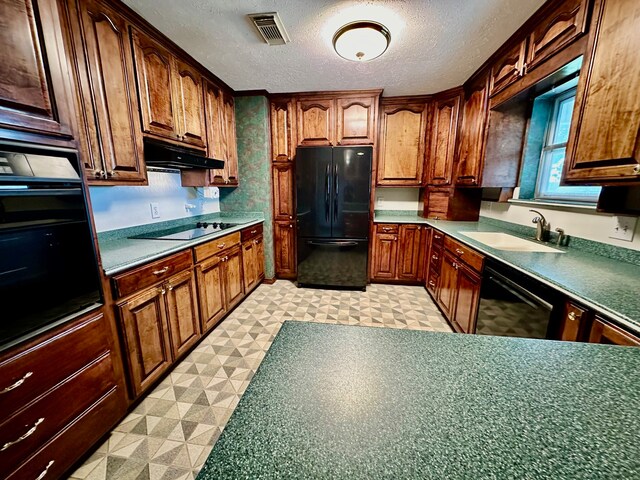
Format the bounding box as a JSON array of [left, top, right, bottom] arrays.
[[332, 21, 391, 62]]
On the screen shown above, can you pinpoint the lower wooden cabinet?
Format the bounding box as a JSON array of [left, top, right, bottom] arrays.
[[372, 223, 427, 282], [589, 317, 640, 346], [243, 234, 265, 292], [452, 264, 482, 333], [165, 269, 201, 358], [274, 220, 296, 278]]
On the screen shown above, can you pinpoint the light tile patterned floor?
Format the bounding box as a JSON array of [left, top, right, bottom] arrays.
[[69, 281, 451, 480]]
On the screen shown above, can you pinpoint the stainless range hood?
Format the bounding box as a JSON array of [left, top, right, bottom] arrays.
[[144, 140, 224, 170]]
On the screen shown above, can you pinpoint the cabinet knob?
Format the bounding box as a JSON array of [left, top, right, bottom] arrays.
[[289, 215, 293, 220], [432, 254, 438, 261], [452, 262, 459, 270], [633, 164, 640, 175], [250, 229, 257, 234], [568, 311, 580, 322], [289, 224, 293, 228], [428, 281, 436, 288], [455, 248, 465, 255], [167, 283, 173, 291], [218, 243, 226, 249], [434, 235, 442, 240], [160, 288, 166, 295]]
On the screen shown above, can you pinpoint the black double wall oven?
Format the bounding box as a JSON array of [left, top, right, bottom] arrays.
[[0, 143, 102, 350]]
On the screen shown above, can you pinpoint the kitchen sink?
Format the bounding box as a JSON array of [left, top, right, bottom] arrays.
[[460, 232, 565, 253]]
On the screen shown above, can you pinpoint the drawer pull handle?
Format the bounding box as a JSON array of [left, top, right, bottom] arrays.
[[218, 243, 226, 249], [428, 281, 436, 287], [432, 254, 438, 261], [568, 311, 579, 321], [434, 235, 442, 240], [250, 229, 257, 234], [1, 417, 44, 451], [455, 248, 464, 255], [1, 371, 33, 394], [35, 460, 55, 480], [152, 267, 169, 275]]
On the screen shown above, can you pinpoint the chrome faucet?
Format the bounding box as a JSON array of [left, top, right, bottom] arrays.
[[529, 209, 549, 242]]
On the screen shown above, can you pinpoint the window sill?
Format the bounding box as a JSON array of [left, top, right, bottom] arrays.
[[508, 198, 600, 213]]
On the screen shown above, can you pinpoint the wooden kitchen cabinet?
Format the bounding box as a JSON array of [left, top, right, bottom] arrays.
[[377, 99, 430, 186], [336, 96, 377, 145], [222, 93, 239, 183], [164, 269, 201, 359], [589, 317, 640, 346], [558, 302, 588, 341], [172, 59, 206, 148], [455, 72, 490, 186], [63, 0, 146, 184], [489, 40, 526, 96], [274, 220, 296, 278], [397, 224, 425, 281], [563, 0, 640, 184], [0, 0, 76, 144], [273, 163, 295, 221], [296, 97, 335, 146], [427, 89, 463, 186], [271, 98, 295, 162], [242, 226, 265, 292], [371, 232, 398, 280], [452, 263, 482, 334], [372, 224, 426, 282], [195, 254, 226, 332]]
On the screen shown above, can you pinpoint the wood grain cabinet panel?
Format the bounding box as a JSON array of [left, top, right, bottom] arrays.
[[274, 220, 296, 278], [559, 302, 588, 341], [242, 235, 264, 292], [0, 0, 75, 141], [203, 80, 226, 182], [296, 98, 335, 146], [131, 28, 177, 140], [164, 269, 200, 359], [526, 0, 590, 73], [428, 91, 462, 186], [195, 255, 226, 333], [223, 245, 244, 309], [173, 60, 206, 148], [397, 225, 424, 281], [273, 163, 295, 220], [371, 232, 398, 280], [377, 102, 429, 186], [336, 96, 376, 145], [589, 317, 640, 346], [489, 40, 526, 96], [271, 99, 295, 161], [222, 93, 239, 184], [455, 74, 490, 186], [64, 0, 146, 184], [452, 264, 481, 334], [436, 251, 458, 320], [564, 0, 640, 184]]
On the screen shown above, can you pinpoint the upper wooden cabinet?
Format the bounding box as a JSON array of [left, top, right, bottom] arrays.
[[63, 0, 146, 184], [296, 97, 335, 146], [0, 0, 75, 143], [377, 99, 430, 186], [172, 60, 206, 148], [222, 93, 238, 183], [270, 98, 295, 162], [563, 0, 640, 184], [526, 0, 590, 73], [427, 89, 463, 186], [455, 74, 489, 186], [336, 96, 377, 145], [273, 163, 295, 221], [489, 40, 526, 96]]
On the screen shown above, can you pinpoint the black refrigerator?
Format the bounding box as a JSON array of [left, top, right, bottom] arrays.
[[296, 146, 372, 290]]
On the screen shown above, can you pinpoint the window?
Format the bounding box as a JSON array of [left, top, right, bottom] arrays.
[[534, 88, 601, 202]]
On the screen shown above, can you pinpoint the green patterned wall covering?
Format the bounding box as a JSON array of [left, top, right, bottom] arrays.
[[220, 96, 274, 278]]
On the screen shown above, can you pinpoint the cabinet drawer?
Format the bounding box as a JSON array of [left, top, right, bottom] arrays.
[[194, 232, 241, 263], [376, 224, 399, 234], [0, 312, 110, 418], [429, 246, 443, 271], [112, 250, 193, 298], [0, 353, 116, 475], [444, 236, 484, 272], [559, 302, 588, 342], [6, 385, 123, 480], [426, 272, 439, 296], [240, 223, 263, 242]]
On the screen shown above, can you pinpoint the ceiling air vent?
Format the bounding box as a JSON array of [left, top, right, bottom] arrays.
[[248, 12, 290, 46]]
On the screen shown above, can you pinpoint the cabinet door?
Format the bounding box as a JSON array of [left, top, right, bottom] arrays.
[[296, 98, 335, 146], [372, 233, 398, 280], [202, 80, 227, 184], [118, 287, 172, 396], [223, 245, 244, 308], [436, 251, 458, 320], [453, 264, 481, 333], [559, 302, 588, 341], [336, 96, 376, 145], [242, 240, 257, 291], [223, 94, 239, 185], [564, 0, 640, 183], [274, 220, 296, 278], [0, 0, 74, 140], [131, 28, 177, 139], [377, 103, 428, 186], [526, 0, 590, 73], [173, 60, 206, 148], [428, 93, 462, 186], [195, 255, 226, 333], [455, 74, 489, 186], [397, 225, 423, 281], [165, 270, 200, 359], [271, 99, 295, 161], [255, 235, 265, 281], [273, 162, 295, 221], [489, 41, 526, 96], [589, 317, 640, 346], [67, 0, 146, 184]]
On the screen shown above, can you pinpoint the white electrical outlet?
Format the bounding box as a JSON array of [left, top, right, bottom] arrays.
[[609, 215, 637, 241], [212, 187, 220, 199], [376, 194, 384, 207], [150, 202, 160, 219]]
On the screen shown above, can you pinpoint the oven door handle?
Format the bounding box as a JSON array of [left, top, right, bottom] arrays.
[[486, 271, 553, 311]]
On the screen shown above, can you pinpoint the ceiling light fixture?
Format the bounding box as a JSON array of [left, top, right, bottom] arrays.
[[332, 21, 391, 62]]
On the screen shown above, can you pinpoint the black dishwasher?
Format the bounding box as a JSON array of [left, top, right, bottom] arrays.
[[475, 259, 561, 339]]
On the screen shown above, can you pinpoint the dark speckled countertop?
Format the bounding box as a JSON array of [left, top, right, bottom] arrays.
[[198, 322, 640, 479], [374, 213, 640, 334]]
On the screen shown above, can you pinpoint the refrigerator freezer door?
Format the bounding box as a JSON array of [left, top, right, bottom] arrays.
[[297, 239, 368, 289], [331, 147, 371, 239], [296, 147, 332, 238]]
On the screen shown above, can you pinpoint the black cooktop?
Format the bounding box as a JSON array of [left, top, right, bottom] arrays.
[[130, 221, 242, 241]]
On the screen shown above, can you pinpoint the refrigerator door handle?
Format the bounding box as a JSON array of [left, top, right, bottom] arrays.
[[333, 164, 339, 221], [307, 240, 358, 247], [324, 163, 331, 222]]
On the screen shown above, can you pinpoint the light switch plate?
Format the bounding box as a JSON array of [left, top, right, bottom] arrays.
[[609, 216, 637, 241], [150, 202, 160, 219]]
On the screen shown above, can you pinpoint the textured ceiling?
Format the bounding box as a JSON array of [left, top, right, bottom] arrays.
[[123, 0, 546, 96]]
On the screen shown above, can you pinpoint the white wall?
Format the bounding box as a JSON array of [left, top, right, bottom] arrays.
[[481, 201, 640, 251], [89, 170, 220, 232], [375, 187, 421, 211]]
